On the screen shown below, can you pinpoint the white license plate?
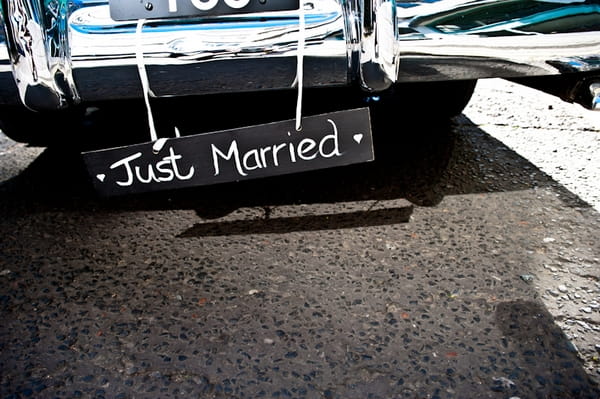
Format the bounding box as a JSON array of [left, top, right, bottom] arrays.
[[110, 0, 300, 21]]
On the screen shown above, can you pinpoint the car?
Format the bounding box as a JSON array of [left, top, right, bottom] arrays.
[[0, 0, 598, 195]]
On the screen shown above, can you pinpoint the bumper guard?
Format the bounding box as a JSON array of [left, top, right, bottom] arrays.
[[1, 0, 599, 110]]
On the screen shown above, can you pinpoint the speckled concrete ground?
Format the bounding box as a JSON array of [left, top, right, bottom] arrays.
[[464, 78, 600, 393], [465, 79, 600, 212], [0, 81, 599, 398]]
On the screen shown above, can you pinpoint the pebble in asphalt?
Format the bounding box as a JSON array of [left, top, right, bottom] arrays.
[[0, 79, 599, 398]]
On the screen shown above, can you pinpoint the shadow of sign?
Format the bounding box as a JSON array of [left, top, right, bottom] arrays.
[[0, 91, 592, 221], [178, 204, 414, 237]]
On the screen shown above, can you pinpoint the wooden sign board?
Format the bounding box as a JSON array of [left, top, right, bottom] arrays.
[[82, 107, 374, 196]]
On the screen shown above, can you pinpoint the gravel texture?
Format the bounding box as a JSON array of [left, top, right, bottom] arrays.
[[0, 135, 43, 183], [465, 79, 600, 383], [0, 79, 599, 398], [464, 78, 600, 212]]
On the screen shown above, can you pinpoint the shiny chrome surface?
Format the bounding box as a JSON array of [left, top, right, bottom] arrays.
[[395, 0, 600, 81], [591, 83, 600, 110], [68, 1, 348, 102], [0, 0, 599, 109], [0, 0, 79, 109], [358, 0, 398, 91]]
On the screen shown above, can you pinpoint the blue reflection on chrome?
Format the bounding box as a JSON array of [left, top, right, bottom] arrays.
[[448, 4, 600, 35], [70, 11, 339, 34]]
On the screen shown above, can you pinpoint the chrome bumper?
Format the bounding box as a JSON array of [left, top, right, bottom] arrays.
[[1, 0, 599, 110]]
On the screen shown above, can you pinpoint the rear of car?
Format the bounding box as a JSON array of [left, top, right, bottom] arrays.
[[0, 0, 598, 150]]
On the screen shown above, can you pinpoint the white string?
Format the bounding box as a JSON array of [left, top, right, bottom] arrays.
[[136, 19, 158, 143], [294, 1, 305, 131]]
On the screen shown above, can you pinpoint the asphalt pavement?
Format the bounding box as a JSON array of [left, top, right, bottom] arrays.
[[1, 79, 599, 398]]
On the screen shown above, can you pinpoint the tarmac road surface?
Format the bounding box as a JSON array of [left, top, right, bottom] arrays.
[[0, 79, 599, 398]]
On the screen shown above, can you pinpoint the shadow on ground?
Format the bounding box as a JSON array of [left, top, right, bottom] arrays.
[[0, 91, 590, 233], [1, 96, 599, 398]]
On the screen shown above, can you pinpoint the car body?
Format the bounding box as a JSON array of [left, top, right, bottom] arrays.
[[0, 0, 599, 143]]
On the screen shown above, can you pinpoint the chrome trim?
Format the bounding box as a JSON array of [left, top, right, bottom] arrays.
[[591, 83, 600, 111], [0, 0, 599, 109], [396, 31, 600, 81], [67, 2, 348, 102], [359, 0, 398, 91], [394, 0, 600, 81], [0, 0, 79, 110]]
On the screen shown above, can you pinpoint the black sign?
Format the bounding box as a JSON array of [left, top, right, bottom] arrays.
[[83, 108, 374, 196], [110, 0, 300, 22]]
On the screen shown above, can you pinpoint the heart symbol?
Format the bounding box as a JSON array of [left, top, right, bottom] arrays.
[[96, 174, 106, 182], [353, 134, 364, 144]]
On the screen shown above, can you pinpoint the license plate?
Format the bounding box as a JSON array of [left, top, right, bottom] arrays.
[[83, 108, 374, 197], [110, 0, 300, 21]]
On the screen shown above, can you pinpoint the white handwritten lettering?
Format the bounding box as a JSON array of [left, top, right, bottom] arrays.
[[109, 147, 194, 187], [211, 140, 247, 177], [155, 158, 175, 181], [297, 138, 317, 161], [211, 119, 343, 177], [110, 152, 142, 187], [272, 143, 286, 167], [136, 163, 160, 184], [242, 149, 262, 171], [165, 147, 195, 180], [320, 119, 342, 158]]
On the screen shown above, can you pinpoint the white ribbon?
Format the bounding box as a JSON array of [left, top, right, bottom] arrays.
[[294, 1, 305, 131], [136, 6, 306, 144], [136, 19, 158, 143]]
